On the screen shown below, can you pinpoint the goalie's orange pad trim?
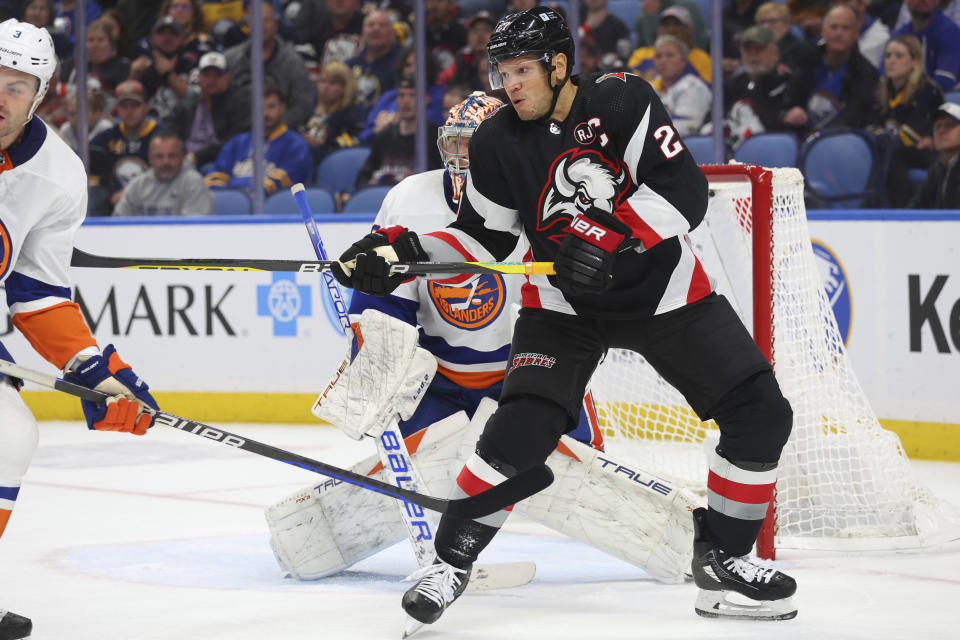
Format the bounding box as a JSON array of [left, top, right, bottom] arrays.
[[366, 429, 428, 476], [12, 302, 97, 370], [437, 366, 504, 390], [0, 508, 11, 538]]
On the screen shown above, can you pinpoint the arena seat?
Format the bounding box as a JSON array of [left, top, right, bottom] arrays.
[[264, 187, 336, 215], [799, 128, 878, 208], [342, 185, 393, 214], [733, 132, 799, 168], [212, 188, 251, 215], [315, 147, 371, 195]]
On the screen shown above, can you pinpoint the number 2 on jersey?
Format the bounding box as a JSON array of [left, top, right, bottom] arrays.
[[653, 125, 683, 159]]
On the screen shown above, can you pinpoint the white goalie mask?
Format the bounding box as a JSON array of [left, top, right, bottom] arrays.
[[436, 91, 504, 203], [0, 19, 57, 120]]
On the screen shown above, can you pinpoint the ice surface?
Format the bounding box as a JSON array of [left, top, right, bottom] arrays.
[[3, 422, 959, 639]]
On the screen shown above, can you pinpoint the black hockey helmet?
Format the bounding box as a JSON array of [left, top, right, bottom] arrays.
[[487, 7, 575, 78]]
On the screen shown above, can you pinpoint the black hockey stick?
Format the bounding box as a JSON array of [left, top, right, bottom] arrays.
[[71, 247, 556, 276], [0, 359, 552, 519]]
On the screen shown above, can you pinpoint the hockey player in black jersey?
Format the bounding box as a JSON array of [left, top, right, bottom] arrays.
[[331, 7, 798, 627]]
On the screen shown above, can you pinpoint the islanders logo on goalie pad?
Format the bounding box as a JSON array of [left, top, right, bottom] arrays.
[[428, 275, 506, 330]]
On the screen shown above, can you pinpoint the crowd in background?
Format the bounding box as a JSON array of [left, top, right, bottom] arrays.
[[7, 0, 960, 214]]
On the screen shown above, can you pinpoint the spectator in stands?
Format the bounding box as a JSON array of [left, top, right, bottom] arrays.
[[581, 0, 632, 58], [442, 83, 472, 113], [781, 4, 880, 133], [425, 0, 467, 71], [303, 61, 367, 165], [358, 44, 446, 144], [355, 74, 442, 190], [890, 0, 960, 92], [100, 8, 138, 60], [205, 84, 313, 196], [166, 50, 251, 169], [58, 79, 113, 154], [225, 0, 315, 129], [787, 0, 831, 40], [439, 11, 495, 91], [54, 0, 103, 45], [724, 25, 793, 148], [114, 131, 213, 216], [199, 0, 244, 33], [89, 80, 162, 215], [21, 0, 70, 58], [62, 18, 130, 93], [754, 2, 817, 73], [153, 0, 216, 63], [629, 6, 712, 83], [838, 0, 890, 69], [346, 9, 403, 107], [34, 63, 70, 128], [908, 101, 960, 207], [636, 0, 709, 50], [652, 34, 712, 136], [893, 0, 960, 32], [294, 0, 363, 67], [722, 0, 766, 60], [873, 34, 944, 206], [129, 16, 194, 123]]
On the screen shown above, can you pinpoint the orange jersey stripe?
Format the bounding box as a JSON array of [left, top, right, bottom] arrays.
[[437, 365, 505, 390], [12, 301, 97, 369]]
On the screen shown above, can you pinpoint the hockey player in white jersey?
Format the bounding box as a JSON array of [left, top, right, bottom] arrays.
[[0, 20, 160, 640], [265, 93, 699, 596]]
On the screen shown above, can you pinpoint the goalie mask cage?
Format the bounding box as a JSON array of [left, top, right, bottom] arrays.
[[591, 164, 960, 559]]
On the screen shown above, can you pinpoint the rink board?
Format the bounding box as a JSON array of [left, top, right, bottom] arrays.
[[4, 212, 959, 459]]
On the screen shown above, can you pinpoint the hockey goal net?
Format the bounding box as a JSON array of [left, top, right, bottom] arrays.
[[591, 164, 959, 558]]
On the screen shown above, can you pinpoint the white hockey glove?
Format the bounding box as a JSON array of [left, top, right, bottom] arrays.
[[312, 308, 437, 440]]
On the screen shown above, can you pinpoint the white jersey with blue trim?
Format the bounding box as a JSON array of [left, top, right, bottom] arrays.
[[350, 169, 529, 390], [0, 118, 90, 364]]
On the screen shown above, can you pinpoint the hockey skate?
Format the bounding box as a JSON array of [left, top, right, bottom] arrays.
[[0, 609, 31, 640], [691, 508, 797, 620], [402, 559, 471, 627]]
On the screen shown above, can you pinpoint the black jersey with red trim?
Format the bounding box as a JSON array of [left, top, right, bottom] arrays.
[[427, 71, 712, 320]]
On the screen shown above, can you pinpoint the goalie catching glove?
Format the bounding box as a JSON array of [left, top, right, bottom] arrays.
[[63, 344, 159, 435], [555, 207, 637, 296], [330, 226, 430, 296]]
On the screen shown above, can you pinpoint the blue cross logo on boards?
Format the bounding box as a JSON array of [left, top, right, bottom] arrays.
[[257, 273, 312, 336]]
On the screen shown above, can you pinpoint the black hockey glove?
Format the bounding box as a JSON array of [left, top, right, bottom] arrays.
[[330, 226, 430, 296], [555, 208, 635, 296]]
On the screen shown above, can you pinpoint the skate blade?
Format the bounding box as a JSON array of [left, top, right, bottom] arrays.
[[402, 615, 425, 639], [694, 590, 797, 621]]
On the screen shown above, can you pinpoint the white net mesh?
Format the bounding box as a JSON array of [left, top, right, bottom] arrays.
[[592, 165, 960, 551]]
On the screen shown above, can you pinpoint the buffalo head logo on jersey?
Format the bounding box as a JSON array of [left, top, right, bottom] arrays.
[[536, 149, 630, 243]]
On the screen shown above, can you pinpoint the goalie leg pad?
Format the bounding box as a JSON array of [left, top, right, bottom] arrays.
[[265, 410, 472, 579], [516, 435, 703, 584]]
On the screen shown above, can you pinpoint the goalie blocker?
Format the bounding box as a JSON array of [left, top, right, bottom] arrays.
[[266, 395, 701, 583]]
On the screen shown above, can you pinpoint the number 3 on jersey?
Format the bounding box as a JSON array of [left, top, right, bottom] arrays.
[[653, 125, 683, 159]]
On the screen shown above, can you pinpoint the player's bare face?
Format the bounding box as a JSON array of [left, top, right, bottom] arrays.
[[497, 55, 553, 120], [0, 67, 38, 148]]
